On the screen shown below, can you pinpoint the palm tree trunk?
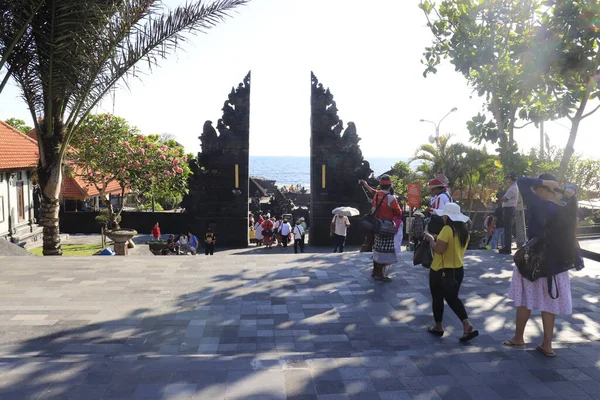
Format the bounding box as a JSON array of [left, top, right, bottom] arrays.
[[37, 135, 64, 256]]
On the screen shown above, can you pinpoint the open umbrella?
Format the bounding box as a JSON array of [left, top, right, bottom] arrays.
[[332, 207, 360, 217]]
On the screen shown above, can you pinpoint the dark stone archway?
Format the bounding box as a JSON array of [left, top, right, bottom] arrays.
[[182, 72, 251, 247], [309, 72, 375, 246]]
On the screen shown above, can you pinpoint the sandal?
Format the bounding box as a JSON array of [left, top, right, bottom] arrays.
[[536, 345, 556, 357], [459, 326, 479, 342], [502, 339, 525, 349], [381, 276, 392, 282], [428, 327, 444, 337]]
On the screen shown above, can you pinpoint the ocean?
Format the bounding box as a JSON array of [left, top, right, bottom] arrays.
[[249, 156, 409, 187]]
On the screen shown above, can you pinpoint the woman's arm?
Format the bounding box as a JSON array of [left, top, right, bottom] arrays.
[[425, 233, 448, 254], [516, 177, 543, 206], [359, 179, 377, 195]]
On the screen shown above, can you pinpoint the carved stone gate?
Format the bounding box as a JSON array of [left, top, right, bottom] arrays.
[[182, 71, 373, 248]]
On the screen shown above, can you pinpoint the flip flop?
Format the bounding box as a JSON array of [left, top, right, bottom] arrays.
[[502, 340, 525, 349], [459, 329, 479, 342], [536, 345, 556, 357], [427, 327, 444, 337]]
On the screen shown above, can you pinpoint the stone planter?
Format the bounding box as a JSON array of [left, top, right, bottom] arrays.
[[105, 229, 137, 255], [149, 242, 168, 255]]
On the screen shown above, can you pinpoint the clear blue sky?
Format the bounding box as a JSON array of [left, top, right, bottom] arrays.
[[1, 0, 599, 159]]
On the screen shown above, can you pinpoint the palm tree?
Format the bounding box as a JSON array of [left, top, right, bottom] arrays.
[[410, 134, 468, 188], [0, 0, 249, 255]]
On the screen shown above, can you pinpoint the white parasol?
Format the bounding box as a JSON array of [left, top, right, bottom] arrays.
[[332, 207, 360, 217]]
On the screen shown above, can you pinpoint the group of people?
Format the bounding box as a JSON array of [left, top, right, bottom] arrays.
[[151, 222, 216, 256], [361, 173, 583, 354], [252, 215, 307, 253]]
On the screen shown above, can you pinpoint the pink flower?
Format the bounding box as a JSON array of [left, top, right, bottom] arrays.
[[92, 138, 99, 144], [110, 152, 116, 158], [140, 148, 146, 155], [182, 156, 188, 162], [159, 154, 166, 160], [134, 161, 141, 167], [165, 171, 171, 177], [144, 159, 150, 164], [161, 145, 168, 152], [123, 141, 130, 147], [176, 167, 183, 174], [148, 143, 154, 148], [146, 173, 153, 179]]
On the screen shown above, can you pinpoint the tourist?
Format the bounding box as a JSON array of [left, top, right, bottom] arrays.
[[178, 233, 190, 255], [188, 231, 198, 255], [330, 214, 350, 253], [151, 222, 161, 240], [279, 219, 292, 248], [503, 174, 582, 357], [249, 212, 255, 228], [424, 203, 479, 341], [489, 201, 504, 250], [409, 210, 426, 249], [166, 234, 179, 254], [261, 217, 274, 249], [204, 228, 216, 255], [254, 216, 264, 246], [293, 220, 305, 253], [427, 175, 453, 235], [274, 216, 282, 246], [499, 172, 519, 254], [359, 175, 402, 281]]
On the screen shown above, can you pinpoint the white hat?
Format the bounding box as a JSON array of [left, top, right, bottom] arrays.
[[414, 211, 424, 217], [432, 203, 469, 223]]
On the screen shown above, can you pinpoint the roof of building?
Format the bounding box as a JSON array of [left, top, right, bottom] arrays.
[[25, 128, 125, 200], [0, 120, 39, 171]]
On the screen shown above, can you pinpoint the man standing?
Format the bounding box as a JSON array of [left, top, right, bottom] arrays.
[[499, 173, 518, 254], [279, 219, 292, 249], [293, 220, 305, 253], [204, 228, 216, 256], [409, 210, 426, 249], [427, 177, 453, 235], [331, 214, 350, 253]]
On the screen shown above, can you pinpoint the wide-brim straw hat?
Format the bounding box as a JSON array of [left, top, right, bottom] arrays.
[[432, 203, 469, 223]]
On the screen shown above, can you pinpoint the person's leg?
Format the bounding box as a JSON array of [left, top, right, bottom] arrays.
[[294, 239, 299, 253], [441, 268, 475, 336], [209, 244, 214, 255], [333, 234, 338, 253], [339, 235, 346, 253], [205, 245, 209, 255], [299, 238, 305, 253], [429, 269, 444, 331], [507, 306, 531, 345], [502, 207, 514, 253], [515, 209, 526, 247], [540, 311, 556, 354]]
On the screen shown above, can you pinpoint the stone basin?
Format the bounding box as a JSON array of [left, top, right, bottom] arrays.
[[105, 229, 137, 256]]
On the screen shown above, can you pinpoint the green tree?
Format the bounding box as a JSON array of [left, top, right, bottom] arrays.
[[420, 0, 542, 171], [4, 117, 31, 133], [530, 0, 600, 181], [68, 114, 192, 229], [410, 134, 468, 189], [0, 0, 248, 255]]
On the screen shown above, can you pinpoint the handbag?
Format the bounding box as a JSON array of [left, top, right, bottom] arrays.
[[361, 193, 387, 232], [513, 235, 560, 299], [413, 240, 433, 268], [375, 218, 397, 236]]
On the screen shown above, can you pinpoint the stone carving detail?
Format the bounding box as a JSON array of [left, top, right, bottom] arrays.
[[182, 72, 251, 246], [310, 72, 373, 245]]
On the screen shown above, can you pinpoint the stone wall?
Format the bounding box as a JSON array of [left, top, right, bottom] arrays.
[[181, 72, 251, 247], [309, 72, 374, 246]]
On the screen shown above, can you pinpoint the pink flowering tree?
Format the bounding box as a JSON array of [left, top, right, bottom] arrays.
[[69, 114, 191, 229]]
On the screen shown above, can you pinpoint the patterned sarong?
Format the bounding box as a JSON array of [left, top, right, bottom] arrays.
[[373, 233, 397, 265]]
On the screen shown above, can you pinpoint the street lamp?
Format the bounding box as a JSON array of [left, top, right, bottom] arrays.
[[420, 107, 458, 143]]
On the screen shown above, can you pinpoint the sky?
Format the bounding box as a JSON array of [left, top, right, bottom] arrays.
[[1, 0, 599, 159]]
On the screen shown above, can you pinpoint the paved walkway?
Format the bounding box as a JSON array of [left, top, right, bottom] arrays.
[[0, 251, 599, 399]]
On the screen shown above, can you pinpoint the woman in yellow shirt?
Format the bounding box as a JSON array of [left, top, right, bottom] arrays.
[[424, 203, 479, 342]]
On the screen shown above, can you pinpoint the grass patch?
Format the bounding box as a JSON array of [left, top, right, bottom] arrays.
[[29, 243, 105, 256]]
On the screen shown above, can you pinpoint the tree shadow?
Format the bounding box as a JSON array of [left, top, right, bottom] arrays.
[[0, 252, 599, 399]]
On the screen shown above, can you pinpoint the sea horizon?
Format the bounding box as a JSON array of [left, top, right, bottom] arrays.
[[249, 155, 412, 187]]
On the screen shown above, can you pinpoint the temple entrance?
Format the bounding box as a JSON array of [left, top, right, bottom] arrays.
[[183, 71, 374, 248]]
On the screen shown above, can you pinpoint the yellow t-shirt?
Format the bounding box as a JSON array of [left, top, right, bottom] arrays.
[[431, 225, 469, 271]]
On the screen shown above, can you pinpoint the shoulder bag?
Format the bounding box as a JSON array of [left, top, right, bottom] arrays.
[[361, 192, 387, 232]]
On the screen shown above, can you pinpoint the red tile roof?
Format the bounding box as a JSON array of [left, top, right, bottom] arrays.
[[25, 128, 126, 200], [0, 120, 39, 171]]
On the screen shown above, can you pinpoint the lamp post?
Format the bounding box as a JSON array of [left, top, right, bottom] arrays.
[[420, 107, 458, 143]]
